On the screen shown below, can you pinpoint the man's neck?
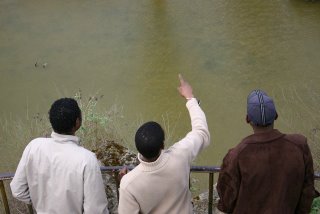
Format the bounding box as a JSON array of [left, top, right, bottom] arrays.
[[252, 124, 274, 134], [56, 131, 75, 136], [140, 152, 162, 163]]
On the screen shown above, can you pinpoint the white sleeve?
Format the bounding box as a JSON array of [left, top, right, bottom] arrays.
[[118, 186, 140, 214], [10, 144, 32, 204], [173, 98, 211, 162], [83, 155, 109, 214]]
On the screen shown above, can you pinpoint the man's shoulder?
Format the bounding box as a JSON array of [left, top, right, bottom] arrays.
[[74, 145, 95, 155], [29, 137, 51, 144], [282, 133, 309, 152], [25, 137, 52, 151], [120, 165, 142, 189], [71, 146, 98, 164], [283, 133, 307, 144], [30, 137, 97, 162], [221, 136, 252, 164], [229, 139, 249, 155]]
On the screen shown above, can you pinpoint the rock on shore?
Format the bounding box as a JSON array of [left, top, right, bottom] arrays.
[[92, 140, 138, 213]]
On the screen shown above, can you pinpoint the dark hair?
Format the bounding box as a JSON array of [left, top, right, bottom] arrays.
[[135, 121, 165, 159], [49, 98, 81, 134]]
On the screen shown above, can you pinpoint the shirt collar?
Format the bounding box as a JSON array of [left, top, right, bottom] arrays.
[[137, 150, 169, 172], [51, 131, 80, 145], [245, 129, 285, 144]]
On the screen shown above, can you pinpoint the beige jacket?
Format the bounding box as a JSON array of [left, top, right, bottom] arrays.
[[118, 98, 210, 214], [10, 132, 109, 214]]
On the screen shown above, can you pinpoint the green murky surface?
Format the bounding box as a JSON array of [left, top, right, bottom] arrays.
[[0, 0, 320, 192]]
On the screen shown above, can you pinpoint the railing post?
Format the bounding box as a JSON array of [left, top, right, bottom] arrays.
[[208, 172, 214, 214], [0, 180, 10, 214], [27, 204, 34, 214], [115, 171, 120, 202]]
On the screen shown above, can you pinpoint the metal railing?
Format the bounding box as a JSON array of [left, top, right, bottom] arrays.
[[1, 166, 319, 214]]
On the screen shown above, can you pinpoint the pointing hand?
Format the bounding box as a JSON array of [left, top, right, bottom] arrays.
[[177, 74, 194, 100]]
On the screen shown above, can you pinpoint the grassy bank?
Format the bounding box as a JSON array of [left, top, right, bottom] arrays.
[[0, 90, 320, 213]]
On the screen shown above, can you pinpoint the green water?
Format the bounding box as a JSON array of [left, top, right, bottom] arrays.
[[0, 0, 320, 193]]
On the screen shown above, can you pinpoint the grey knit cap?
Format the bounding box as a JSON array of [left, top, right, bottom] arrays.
[[247, 89, 277, 126]]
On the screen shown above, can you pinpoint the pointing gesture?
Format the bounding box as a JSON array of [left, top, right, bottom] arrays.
[[178, 74, 194, 100]]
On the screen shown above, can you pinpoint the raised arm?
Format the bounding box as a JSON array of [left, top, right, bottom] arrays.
[[175, 74, 210, 161], [177, 74, 195, 100]]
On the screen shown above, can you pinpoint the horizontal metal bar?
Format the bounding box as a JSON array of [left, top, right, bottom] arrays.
[[99, 165, 221, 173], [27, 204, 34, 214], [2, 166, 320, 180], [191, 166, 221, 173], [0, 173, 14, 181]]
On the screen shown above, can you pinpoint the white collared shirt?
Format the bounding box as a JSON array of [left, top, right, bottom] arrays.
[[10, 132, 109, 214]]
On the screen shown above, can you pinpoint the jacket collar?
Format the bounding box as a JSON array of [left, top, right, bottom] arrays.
[[245, 129, 285, 144], [51, 131, 80, 145]]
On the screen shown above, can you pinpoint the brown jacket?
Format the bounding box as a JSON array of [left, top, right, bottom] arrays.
[[217, 129, 315, 214]]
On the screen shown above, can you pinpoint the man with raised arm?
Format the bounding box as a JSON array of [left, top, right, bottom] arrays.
[[10, 98, 109, 213], [217, 89, 316, 214], [118, 74, 211, 214]]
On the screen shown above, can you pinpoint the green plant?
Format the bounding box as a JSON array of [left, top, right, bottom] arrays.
[[311, 197, 320, 214], [74, 90, 129, 150]]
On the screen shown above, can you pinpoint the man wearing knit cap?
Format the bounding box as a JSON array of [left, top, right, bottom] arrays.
[[217, 89, 316, 214]]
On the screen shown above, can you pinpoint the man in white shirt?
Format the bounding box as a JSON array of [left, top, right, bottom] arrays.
[[118, 74, 211, 214], [10, 98, 109, 214]]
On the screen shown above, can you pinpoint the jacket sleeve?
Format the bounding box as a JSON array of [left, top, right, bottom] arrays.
[[217, 149, 240, 213], [118, 186, 140, 214], [83, 155, 109, 214], [10, 144, 32, 204], [173, 98, 210, 162], [295, 140, 316, 213]]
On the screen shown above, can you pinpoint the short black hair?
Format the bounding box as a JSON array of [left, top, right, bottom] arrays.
[[49, 98, 81, 134], [135, 121, 165, 159]]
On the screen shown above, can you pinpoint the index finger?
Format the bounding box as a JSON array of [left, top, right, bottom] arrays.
[[178, 74, 185, 84]]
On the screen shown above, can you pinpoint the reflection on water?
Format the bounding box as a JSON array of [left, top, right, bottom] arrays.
[[0, 0, 320, 180]]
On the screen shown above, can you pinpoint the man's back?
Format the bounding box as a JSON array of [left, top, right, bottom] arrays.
[[119, 143, 194, 213], [118, 97, 210, 214], [217, 129, 315, 214], [11, 132, 109, 214]]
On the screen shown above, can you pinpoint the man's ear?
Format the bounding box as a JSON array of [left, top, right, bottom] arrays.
[[246, 115, 250, 124], [75, 117, 82, 131]]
